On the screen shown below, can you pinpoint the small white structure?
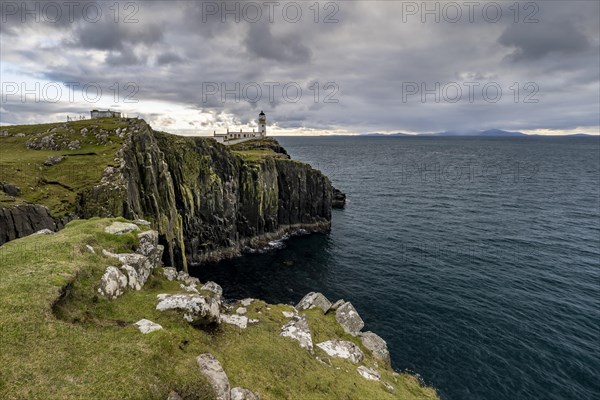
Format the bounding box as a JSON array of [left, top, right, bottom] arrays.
[[91, 109, 122, 119], [214, 111, 266, 144]]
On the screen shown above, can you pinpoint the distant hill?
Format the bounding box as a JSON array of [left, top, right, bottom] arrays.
[[427, 129, 527, 137]]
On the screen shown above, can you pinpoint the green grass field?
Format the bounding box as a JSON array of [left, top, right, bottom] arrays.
[[0, 218, 439, 400]]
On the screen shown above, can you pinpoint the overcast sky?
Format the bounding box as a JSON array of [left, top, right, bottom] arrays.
[[1, 0, 598, 135]]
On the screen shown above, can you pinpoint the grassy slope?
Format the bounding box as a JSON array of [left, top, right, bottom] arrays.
[[0, 218, 439, 400], [0, 119, 128, 216]]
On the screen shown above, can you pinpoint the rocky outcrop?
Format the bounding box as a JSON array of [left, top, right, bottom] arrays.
[[133, 319, 163, 334], [295, 292, 332, 313], [0, 204, 56, 245], [156, 294, 221, 326], [359, 331, 391, 366], [98, 266, 128, 299], [316, 340, 364, 363], [335, 301, 365, 336], [197, 354, 230, 400], [332, 188, 346, 209], [357, 366, 381, 381], [280, 314, 313, 353]]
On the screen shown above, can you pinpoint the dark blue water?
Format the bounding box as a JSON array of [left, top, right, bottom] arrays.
[[191, 136, 600, 400]]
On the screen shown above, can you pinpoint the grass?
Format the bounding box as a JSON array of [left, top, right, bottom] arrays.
[[0, 119, 129, 216], [0, 218, 439, 400]]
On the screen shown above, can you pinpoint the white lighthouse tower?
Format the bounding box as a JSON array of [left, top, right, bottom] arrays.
[[258, 111, 266, 137]]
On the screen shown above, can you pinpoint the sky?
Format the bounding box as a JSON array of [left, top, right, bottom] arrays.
[[0, 0, 599, 135]]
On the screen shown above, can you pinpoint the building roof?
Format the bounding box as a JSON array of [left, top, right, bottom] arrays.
[[259, 111, 265, 115]]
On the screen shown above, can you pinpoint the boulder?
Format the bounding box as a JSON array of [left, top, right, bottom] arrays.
[[85, 245, 95, 254], [136, 230, 163, 265], [235, 307, 247, 315], [197, 353, 230, 400], [280, 314, 313, 353], [335, 302, 364, 335], [162, 267, 178, 281], [43, 155, 64, 166], [357, 366, 381, 381], [220, 314, 248, 329], [230, 387, 260, 400], [330, 299, 346, 311], [282, 311, 295, 318], [316, 340, 364, 364], [201, 281, 223, 297], [133, 319, 163, 334], [177, 271, 200, 286], [240, 298, 254, 307], [121, 264, 142, 290], [359, 331, 391, 366], [67, 140, 80, 150], [117, 253, 153, 287], [98, 266, 128, 299], [180, 283, 199, 293], [332, 188, 346, 208], [104, 221, 139, 235], [295, 292, 332, 313], [1, 183, 21, 197], [156, 294, 220, 325]]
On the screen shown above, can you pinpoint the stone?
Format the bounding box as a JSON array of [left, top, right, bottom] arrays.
[[67, 140, 80, 150], [359, 331, 391, 366], [201, 281, 223, 297], [177, 271, 200, 286], [1, 183, 21, 197], [220, 314, 248, 329], [0, 130, 9, 137], [248, 318, 259, 324], [282, 311, 295, 318], [295, 292, 332, 313], [357, 366, 381, 381], [335, 302, 364, 335], [162, 267, 178, 281], [196, 353, 230, 400], [330, 299, 346, 311], [117, 253, 153, 287], [280, 314, 313, 353], [136, 230, 163, 265], [102, 249, 119, 259], [166, 391, 183, 400], [235, 307, 247, 315], [43, 155, 65, 166], [133, 319, 163, 334], [32, 228, 54, 235], [230, 387, 260, 400], [240, 298, 254, 307], [80, 128, 88, 136], [180, 283, 199, 293], [121, 265, 142, 290], [85, 245, 95, 254], [332, 188, 346, 209], [134, 218, 151, 226], [316, 340, 364, 364], [156, 294, 221, 325], [98, 266, 128, 299], [104, 221, 139, 235]]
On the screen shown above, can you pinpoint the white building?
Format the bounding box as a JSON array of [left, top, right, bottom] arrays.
[[214, 111, 266, 144], [91, 109, 122, 119]]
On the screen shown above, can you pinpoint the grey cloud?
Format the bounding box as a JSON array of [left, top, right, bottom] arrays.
[[244, 23, 311, 64]]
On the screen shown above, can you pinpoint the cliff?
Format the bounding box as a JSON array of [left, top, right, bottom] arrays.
[[0, 119, 332, 270]]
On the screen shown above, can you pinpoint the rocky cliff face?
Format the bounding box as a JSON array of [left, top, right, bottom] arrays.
[[76, 120, 332, 270]]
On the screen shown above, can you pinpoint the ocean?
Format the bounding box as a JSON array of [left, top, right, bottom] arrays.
[[191, 136, 600, 400]]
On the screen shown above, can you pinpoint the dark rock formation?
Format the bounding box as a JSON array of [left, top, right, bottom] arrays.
[[1, 183, 21, 197], [332, 188, 346, 209], [0, 204, 56, 245]]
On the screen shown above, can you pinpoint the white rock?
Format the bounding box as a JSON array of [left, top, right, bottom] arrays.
[[357, 366, 381, 381], [102, 249, 119, 259], [32, 228, 53, 235], [133, 219, 151, 226], [162, 267, 178, 281], [201, 281, 223, 297], [240, 298, 254, 307], [335, 302, 365, 336], [197, 354, 230, 400], [230, 387, 259, 400], [330, 299, 346, 311], [221, 314, 248, 329], [85, 245, 95, 254], [156, 294, 220, 325], [133, 319, 163, 334], [280, 314, 313, 353], [121, 264, 142, 290], [282, 311, 295, 318], [359, 331, 391, 366], [180, 283, 199, 293], [236, 307, 247, 315], [117, 253, 153, 287], [104, 221, 139, 235], [98, 266, 128, 299], [248, 318, 259, 324], [316, 340, 364, 364], [295, 292, 332, 313]]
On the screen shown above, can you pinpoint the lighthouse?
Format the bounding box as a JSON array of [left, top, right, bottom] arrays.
[[258, 111, 266, 137]]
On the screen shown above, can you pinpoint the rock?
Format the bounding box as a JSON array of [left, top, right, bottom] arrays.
[[85, 245, 95, 254], [133, 218, 150, 225], [330, 299, 345, 311], [80, 128, 88, 136], [98, 266, 128, 299], [67, 140, 80, 150], [166, 391, 183, 400], [381, 381, 395, 393], [32, 228, 54, 235], [1, 183, 21, 197], [248, 318, 259, 324], [180, 283, 199, 293], [282, 311, 295, 318], [357, 366, 381, 381], [220, 314, 248, 329], [162, 267, 178, 281], [121, 264, 142, 290], [102, 249, 119, 259], [235, 307, 247, 315], [332, 188, 346, 208], [335, 302, 364, 335], [15, 133, 25, 137], [0, 130, 9, 137], [196, 354, 230, 400], [316, 340, 364, 364], [0, 204, 57, 246], [201, 281, 223, 297], [177, 271, 200, 287], [104, 221, 139, 235], [43, 155, 64, 166], [359, 331, 391, 366], [280, 314, 313, 353], [156, 294, 221, 325], [133, 319, 163, 334], [117, 253, 153, 287], [136, 230, 163, 265], [240, 298, 254, 307], [295, 292, 332, 313], [230, 387, 259, 400]]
